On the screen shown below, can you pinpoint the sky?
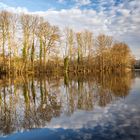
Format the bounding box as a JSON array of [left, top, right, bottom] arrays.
[[0, 0, 140, 59]]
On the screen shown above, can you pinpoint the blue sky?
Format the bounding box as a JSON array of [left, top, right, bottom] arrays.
[[0, 0, 140, 58], [0, 0, 123, 11]]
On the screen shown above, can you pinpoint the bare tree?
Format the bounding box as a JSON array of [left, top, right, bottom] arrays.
[[0, 11, 12, 71], [21, 14, 32, 72]]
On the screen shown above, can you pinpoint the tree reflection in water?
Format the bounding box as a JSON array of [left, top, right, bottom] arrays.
[[0, 72, 133, 135]]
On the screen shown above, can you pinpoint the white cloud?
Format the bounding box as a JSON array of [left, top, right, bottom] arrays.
[[58, 0, 65, 3], [75, 0, 91, 7], [0, 2, 28, 13], [118, 9, 130, 17], [0, 2, 8, 8], [31, 8, 111, 36]]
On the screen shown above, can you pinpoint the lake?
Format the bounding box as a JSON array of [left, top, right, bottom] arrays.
[[0, 72, 140, 140]]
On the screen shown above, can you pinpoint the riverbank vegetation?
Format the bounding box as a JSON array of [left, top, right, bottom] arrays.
[[0, 10, 134, 75]]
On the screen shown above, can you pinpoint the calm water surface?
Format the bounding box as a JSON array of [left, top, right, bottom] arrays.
[[0, 72, 140, 140]]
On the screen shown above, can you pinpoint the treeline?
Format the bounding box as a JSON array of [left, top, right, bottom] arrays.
[[134, 60, 140, 69], [0, 10, 134, 75]]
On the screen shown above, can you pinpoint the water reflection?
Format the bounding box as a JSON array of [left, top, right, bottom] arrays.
[[0, 72, 133, 135]]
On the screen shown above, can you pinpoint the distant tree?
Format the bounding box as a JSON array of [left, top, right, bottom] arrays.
[[21, 14, 32, 72], [96, 34, 113, 71], [30, 15, 40, 70], [37, 21, 59, 70], [65, 28, 75, 60], [76, 32, 83, 64], [0, 11, 12, 70], [111, 42, 133, 70]]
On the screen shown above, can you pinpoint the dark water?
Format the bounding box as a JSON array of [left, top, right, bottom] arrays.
[[0, 72, 140, 140]]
